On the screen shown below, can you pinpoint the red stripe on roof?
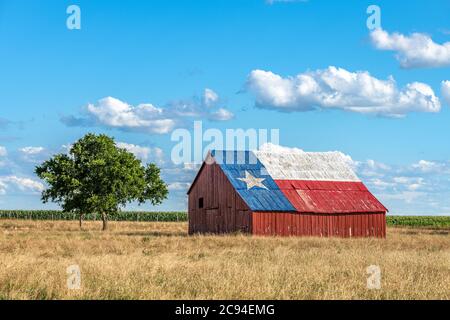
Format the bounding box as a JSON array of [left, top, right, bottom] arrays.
[[275, 180, 387, 214]]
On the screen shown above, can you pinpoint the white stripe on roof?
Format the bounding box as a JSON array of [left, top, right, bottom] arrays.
[[254, 151, 361, 182]]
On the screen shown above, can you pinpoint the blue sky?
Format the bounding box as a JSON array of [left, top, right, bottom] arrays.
[[0, 0, 449, 214]]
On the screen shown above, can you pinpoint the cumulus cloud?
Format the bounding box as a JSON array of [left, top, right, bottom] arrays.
[[62, 89, 234, 134], [116, 142, 164, 164], [75, 97, 175, 134], [370, 29, 450, 68], [442, 81, 450, 106], [0, 176, 44, 195], [246, 67, 441, 117]]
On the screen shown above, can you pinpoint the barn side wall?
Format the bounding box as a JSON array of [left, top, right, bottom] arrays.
[[188, 163, 251, 234], [252, 212, 386, 238]]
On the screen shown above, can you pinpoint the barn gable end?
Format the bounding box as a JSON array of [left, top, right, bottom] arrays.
[[188, 159, 252, 234]]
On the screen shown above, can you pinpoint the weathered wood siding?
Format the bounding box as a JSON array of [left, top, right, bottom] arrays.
[[188, 163, 251, 234], [252, 212, 386, 238]]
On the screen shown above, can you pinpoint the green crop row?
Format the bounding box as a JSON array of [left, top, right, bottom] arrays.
[[0, 210, 188, 222], [1, 211, 449, 227], [386, 215, 450, 228]]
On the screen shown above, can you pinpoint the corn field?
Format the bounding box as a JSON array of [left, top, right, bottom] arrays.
[[386, 215, 450, 228], [0, 210, 187, 222], [0, 211, 448, 227]]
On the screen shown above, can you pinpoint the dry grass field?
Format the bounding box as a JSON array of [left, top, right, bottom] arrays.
[[0, 219, 448, 300]]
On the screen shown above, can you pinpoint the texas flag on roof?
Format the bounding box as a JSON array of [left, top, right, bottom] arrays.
[[209, 149, 388, 214]]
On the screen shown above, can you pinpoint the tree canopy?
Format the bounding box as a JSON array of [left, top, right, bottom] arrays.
[[35, 134, 168, 230]]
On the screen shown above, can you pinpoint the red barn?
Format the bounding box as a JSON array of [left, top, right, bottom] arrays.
[[188, 150, 387, 237]]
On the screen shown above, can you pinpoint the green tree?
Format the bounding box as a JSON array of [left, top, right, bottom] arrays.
[[35, 133, 168, 230]]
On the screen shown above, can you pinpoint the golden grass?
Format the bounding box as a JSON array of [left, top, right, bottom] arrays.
[[0, 220, 448, 300]]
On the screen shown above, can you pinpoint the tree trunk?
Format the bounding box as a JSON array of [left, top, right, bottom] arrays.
[[79, 214, 83, 229], [101, 212, 108, 231]]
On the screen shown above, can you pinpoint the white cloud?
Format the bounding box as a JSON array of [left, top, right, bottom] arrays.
[[86, 97, 176, 134], [116, 142, 164, 164], [19, 146, 45, 155], [64, 90, 234, 134], [0, 146, 7, 157], [208, 108, 235, 121], [370, 29, 450, 69], [442, 81, 450, 106], [0, 176, 44, 194], [246, 67, 441, 117]]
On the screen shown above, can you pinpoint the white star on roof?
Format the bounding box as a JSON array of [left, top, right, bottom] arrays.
[[238, 171, 268, 190]]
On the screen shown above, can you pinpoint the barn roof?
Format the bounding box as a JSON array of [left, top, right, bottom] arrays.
[[193, 150, 387, 214], [275, 180, 387, 214]]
